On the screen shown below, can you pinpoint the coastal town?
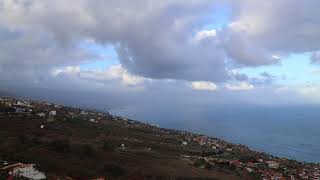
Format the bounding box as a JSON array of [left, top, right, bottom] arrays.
[[0, 97, 320, 180]]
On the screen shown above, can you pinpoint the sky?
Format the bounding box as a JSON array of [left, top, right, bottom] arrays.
[[1, 0, 320, 116]]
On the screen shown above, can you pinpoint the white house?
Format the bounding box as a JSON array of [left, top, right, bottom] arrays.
[[15, 108, 25, 113], [12, 164, 46, 180], [266, 161, 280, 169], [49, 111, 56, 116], [37, 112, 46, 118], [16, 101, 25, 106], [54, 105, 61, 108], [89, 119, 95, 123], [182, 141, 188, 146]]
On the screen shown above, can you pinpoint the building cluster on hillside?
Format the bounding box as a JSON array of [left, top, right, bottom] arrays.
[[0, 161, 46, 180], [1, 97, 320, 180], [177, 132, 320, 179], [0, 97, 114, 124]]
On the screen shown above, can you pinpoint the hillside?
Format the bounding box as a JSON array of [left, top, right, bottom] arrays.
[[0, 97, 319, 180]]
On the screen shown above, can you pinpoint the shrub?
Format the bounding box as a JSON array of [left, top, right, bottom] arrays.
[[49, 139, 70, 152], [194, 158, 213, 170], [81, 144, 95, 157], [103, 163, 125, 177], [102, 142, 114, 152]]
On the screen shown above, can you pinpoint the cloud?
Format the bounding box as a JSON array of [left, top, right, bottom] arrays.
[[230, 0, 320, 53], [250, 72, 275, 85], [2, 0, 320, 84], [1, 0, 320, 106], [52, 65, 146, 87], [193, 29, 217, 41], [296, 85, 320, 97], [311, 51, 320, 64], [274, 86, 289, 94], [311, 69, 320, 75], [189, 81, 218, 91], [0, 0, 234, 83], [273, 85, 320, 103], [225, 81, 254, 91]]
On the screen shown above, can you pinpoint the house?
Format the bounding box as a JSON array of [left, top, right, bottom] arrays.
[[4, 101, 12, 107], [246, 167, 254, 173], [89, 119, 96, 123], [49, 111, 56, 116], [54, 104, 61, 109], [16, 101, 25, 106], [11, 164, 46, 180], [120, 144, 126, 150], [36, 112, 46, 118], [182, 141, 188, 146], [266, 161, 280, 169], [14, 108, 25, 113]]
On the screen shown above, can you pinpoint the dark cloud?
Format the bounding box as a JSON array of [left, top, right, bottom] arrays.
[[231, 0, 320, 53], [311, 52, 320, 64]]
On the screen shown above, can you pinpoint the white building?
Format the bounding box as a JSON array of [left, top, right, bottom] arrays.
[[54, 105, 61, 108], [37, 112, 46, 118], [16, 101, 25, 106], [49, 111, 56, 116], [15, 108, 25, 113], [12, 164, 46, 180], [266, 161, 280, 169], [182, 141, 188, 146]]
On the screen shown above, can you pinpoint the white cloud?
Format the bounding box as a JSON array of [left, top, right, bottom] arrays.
[[296, 85, 320, 97], [272, 55, 281, 61], [52, 66, 81, 76], [274, 86, 289, 94], [273, 84, 320, 103], [311, 51, 320, 64], [52, 65, 146, 87], [189, 81, 217, 91], [311, 69, 320, 75], [225, 81, 254, 91], [193, 29, 217, 41], [107, 65, 146, 86]]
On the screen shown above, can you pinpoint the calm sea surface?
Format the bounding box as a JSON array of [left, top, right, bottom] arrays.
[[112, 105, 320, 163]]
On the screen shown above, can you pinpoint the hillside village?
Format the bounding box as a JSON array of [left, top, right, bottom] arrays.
[[0, 97, 320, 180]]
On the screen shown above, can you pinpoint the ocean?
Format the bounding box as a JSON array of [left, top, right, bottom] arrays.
[[112, 105, 320, 163]]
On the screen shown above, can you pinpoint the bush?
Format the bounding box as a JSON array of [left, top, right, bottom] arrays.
[[194, 158, 213, 170], [102, 142, 114, 152], [81, 144, 95, 157], [239, 155, 256, 163], [49, 139, 70, 152], [103, 163, 125, 177], [18, 134, 28, 144]]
